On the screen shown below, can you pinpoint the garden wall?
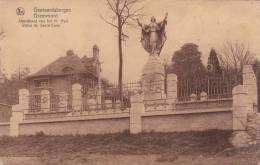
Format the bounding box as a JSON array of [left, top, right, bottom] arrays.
[[19, 114, 130, 135], [142, 111, 232, 132], [0, 123, 10, 136]]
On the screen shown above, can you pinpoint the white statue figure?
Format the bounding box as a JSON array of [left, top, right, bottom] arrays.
[[137, 13, 168, 56]]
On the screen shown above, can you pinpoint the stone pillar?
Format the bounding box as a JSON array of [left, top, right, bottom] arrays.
[[256, 113, 260, 144], [57, 92, 68, 111], [190, 93, 197, 102], [10, 104, 23, 136], [105, 99, 112, 109], [231, 85, 253, 147], [141, 55, 165, 101], [130, 93, 144, 134], [232, 85, 252, 131], [41, 89, 50, 112], [246, 112, 257, 144], [72, 83, 82, 112], [88, 97, 97, 110], [167, 73, 177, 99], [19, 88, 29, 114], [243, 65, 257, 105], [200, 92, 208, 101], [115, 100, 121, 109]]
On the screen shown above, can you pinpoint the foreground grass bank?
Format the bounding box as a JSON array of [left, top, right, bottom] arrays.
[[0, 130, 260, 165], [0, 130, 233, 156]]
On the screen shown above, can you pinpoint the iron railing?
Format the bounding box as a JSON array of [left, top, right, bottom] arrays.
[[177, 74, 242, 102], [25, 73, 242, 116]]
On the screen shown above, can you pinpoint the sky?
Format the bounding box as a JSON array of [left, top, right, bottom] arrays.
[[0, 0, 260, 83]]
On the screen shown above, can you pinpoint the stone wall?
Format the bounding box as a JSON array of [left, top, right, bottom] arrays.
[[0, 103, 11, 122], [142, 111, 232, 132], [17, 108, 233, 136], [0, 123, 10, 136], [1, 97, 234, 136], [20, 116, 129, 135]]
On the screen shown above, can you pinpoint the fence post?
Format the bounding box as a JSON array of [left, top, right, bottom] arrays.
[[231, 85, 253, 147], [41, 89, 50, 112], [243, 65, 257, 106], [19, 88, 29, 114], [10, 104, 23, 136], [57, 92, 68, 111], [72, 83, 82, 112], [130, 93, 144, 134], [232, 85, 251, 131]]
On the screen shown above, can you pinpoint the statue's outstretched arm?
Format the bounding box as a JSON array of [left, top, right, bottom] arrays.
[[136, 19, 142, 27], [164, 12, 168, 21], [159, 12, 168, 28], [137, 19, 150, 33]]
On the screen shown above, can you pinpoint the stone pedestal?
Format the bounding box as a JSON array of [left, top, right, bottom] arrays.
[[141, 55, 165, 101]]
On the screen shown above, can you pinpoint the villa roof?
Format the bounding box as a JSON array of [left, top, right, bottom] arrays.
[[28, 51, 97, 78]]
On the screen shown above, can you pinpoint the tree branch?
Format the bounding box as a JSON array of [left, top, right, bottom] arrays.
[[99, 13, 119, 29]]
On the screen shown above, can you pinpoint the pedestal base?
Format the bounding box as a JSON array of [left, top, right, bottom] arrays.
[[141, 55, 165, 100]]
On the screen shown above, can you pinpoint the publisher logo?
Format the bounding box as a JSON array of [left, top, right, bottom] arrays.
[[16, 7, 25, 15]]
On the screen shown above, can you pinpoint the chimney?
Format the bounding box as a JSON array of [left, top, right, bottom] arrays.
[[93, 44, 99, 59]]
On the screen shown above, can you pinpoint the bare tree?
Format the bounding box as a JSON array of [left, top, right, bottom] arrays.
[[0, 30, 6, 83], [217, 41, 255, 74], [100, 0, 144, 103]]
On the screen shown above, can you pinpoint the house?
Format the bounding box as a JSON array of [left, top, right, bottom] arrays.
[[26, 45, 102, 112]]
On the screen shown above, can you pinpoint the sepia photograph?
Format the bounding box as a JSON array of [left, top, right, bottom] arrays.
[[0, 0, 260, 164]]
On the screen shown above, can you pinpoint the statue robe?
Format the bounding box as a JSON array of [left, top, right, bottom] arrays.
[[140, 20, 167, 55]]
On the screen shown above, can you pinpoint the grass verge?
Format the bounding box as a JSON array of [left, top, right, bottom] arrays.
[[0, 129, 234, 157]]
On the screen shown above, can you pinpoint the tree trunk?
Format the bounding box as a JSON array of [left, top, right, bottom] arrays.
[[118, 24, 123, 106]]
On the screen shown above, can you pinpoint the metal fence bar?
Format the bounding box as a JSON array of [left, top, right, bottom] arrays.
[[176, 73, 242, 101]]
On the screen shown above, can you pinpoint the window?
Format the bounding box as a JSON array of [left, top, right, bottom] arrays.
[[34, 79, 49, 88], [62, 67, 74, 73]]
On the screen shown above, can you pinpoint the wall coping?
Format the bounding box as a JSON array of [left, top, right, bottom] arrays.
[[176, 98, 232, 105], [21, 112, 130, 124], [0, 103, 11, 107], [0, 122, 10, 126], [143, 107, 232, 117]]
